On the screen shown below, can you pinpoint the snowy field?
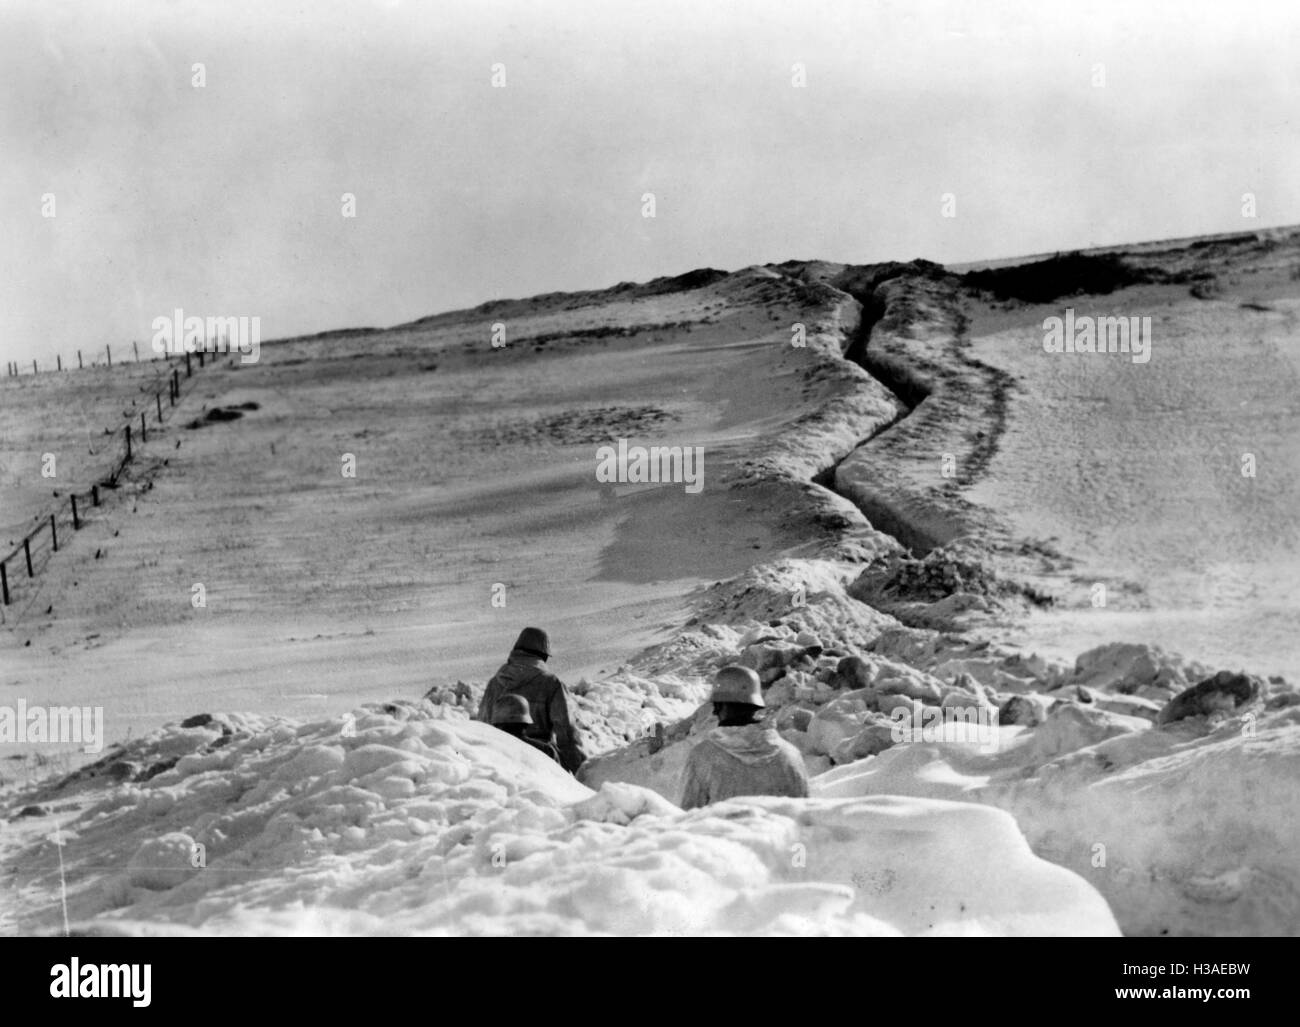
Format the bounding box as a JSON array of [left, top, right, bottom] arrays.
[[966, 253, 1300, 684]]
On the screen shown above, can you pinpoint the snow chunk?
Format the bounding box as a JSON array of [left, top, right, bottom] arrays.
[[573, 782, 680, 825]]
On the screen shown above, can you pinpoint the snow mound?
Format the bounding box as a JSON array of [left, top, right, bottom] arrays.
[[813, 705, 1300, 935], [4, 702, 1115, 936]]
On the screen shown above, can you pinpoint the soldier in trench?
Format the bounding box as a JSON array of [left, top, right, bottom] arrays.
[[476, 627, 587, 773], [680, 665, 809, 809], [490, 694, 562, 765]]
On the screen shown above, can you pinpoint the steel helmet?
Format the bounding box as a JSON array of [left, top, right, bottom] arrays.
[[513, 626, 551, 659], [710, 665, 765, 707], [492, 694, 533, 726]]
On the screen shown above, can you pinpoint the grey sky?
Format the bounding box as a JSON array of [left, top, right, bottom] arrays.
[[2, 0, 1297, 367]]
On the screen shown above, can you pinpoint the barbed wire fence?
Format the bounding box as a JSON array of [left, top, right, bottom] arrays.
[[3, 340, 155, 376], [1, 344, 227, 619]]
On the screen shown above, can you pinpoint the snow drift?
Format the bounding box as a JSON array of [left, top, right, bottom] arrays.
[[2, 701, 1116, 936]]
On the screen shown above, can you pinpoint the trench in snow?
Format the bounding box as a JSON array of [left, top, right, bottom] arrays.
[[810, 280, 943, 557]]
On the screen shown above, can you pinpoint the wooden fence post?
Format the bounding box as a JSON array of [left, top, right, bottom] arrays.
[[72, 494, 80, 529], [32, 359, 37, 374], [134, 341, 140, 362], [24, 537, 33, 577], [125, 424, 132, 462], [57, 355, 62, 371], [50, 514, 57, 553], [185, 352, 192, 377], [92, 484, 100, 507], [157, 392, 163, 420], [141, 411, 147, 443], [106, 345, 112, 368], [78, 350, 83, 369], [0, 561, 8, 605]]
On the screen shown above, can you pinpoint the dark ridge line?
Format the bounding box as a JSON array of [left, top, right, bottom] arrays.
[[219, 222, 1300, 355], [394, 268, 731, 330], [944, 222, 1300, 273]]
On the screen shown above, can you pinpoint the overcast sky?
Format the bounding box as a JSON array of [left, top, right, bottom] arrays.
[[2, 0, 1298, 367]]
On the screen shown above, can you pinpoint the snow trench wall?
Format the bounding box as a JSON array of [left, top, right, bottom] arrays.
[[817, 269, 972, 556]]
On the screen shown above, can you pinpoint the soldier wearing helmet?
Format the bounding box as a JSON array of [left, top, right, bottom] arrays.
[[490, 694, 562, 765], [679, 664, 809, 809], [476, 627, 587, 773]]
